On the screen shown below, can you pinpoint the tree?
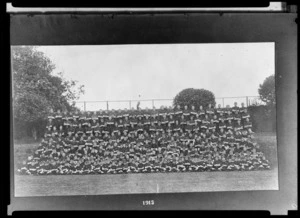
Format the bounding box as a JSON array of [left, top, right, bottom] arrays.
[[173, 88, 216, 109], [12, 46, 84, 139], [258, 74, 276, 106], [257, 74, 276, 132]]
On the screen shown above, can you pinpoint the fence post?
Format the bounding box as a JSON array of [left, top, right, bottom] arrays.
[[152, 99, 154, 109], [106, 101, 109, 110], [246, 96, 249, 107], [84, 101, 86, 112]]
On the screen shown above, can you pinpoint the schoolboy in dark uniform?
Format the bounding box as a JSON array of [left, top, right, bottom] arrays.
[[198, 105, 206, 119], [239, 102, 247, 113], [97, 109, 104, 123], [173, 119, 181, 133], [194, 114, 202, 130], [123, 116, 130, 134], [86, 111, 93, 125], [130, 114, 138, 130], [129, 122, 138, 136], [179, 115, 187, 132], [211, 114, 219, 131], [174, 105, 183, 121], [112, 122, 120, 136], [106, 116, 115, 135], [76, 123, 84, 138], [218, 119, 226, 132], [234, 130, 243, 151], [240, 108, 250, 125], [232, 102, 239, 114], [143, 108, 151, 121], [215, 104, 225, 117], [167, 106, 175, 120], [102, 110, 109, 122], [85, 123, 93, 137], [47, 108, 55, 126], [55, 109, 63, 129], [136, 120, 144, 135], [190, 105, 197, 117], [201, 114, 210, 132], [157, 107, 166, 123], [79, 111, 87, 127], [149, 122, 157, 136], [243, 117, 253, 134], [91, 118, 98, 135], [206, 103, 215, 118], [142, 115, 151, 134], [226, 129, 235, 150], [234, 119, 243, 134], [233, 110, 242, 125], [52, 126, 59, 139], [210, 128, 219, 147], [116, 109, 123, 123], [91, 111, 98, 124], [166, 122, 173, 135], [187, 116, 197, 134], [226, 119, 234, 132], [72, 110, 80, 124], [62, 110, 68, 129], [183, 105, 190, 120], [161, 114, 169, 131], [45, 125, 53, 139], [225, 109, 234, 124], [117, 119, 125, 135]]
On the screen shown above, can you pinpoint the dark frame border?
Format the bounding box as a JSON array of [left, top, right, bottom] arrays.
[[8, 12, 297, 214]]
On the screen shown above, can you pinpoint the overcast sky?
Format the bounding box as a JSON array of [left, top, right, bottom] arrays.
[[36, 43, 274, 109]]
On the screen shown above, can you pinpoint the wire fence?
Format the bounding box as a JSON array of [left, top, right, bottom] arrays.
[[73, 96, 264, 112]]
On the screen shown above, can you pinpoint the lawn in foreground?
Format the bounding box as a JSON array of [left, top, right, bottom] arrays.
[[14, 167, 278, 196]]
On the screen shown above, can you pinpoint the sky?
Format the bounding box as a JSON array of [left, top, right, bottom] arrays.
[[36, 43, 274, 110]]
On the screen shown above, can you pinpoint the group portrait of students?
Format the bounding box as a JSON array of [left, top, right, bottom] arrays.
[[18, 102, 271, 175]]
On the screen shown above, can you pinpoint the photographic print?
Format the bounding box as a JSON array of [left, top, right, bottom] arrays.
[[12, 43, 278, 197]]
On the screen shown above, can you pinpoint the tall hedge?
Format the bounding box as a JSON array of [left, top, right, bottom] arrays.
[[248, 105, 276, 132], [173, 88, 216, 109]]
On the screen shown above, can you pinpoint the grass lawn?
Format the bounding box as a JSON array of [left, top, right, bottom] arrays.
[[14, 140, 40, 174], [252, 132, 278, 169]]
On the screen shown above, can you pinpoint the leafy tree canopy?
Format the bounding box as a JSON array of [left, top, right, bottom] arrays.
[[173, 88, 216, 109], [258, 74, 275, 106], [12, 46, 84, 137]]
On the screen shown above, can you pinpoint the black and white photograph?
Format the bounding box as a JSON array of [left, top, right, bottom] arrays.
[[6, 3, 297, 214], [12, 43, 279, 196]]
